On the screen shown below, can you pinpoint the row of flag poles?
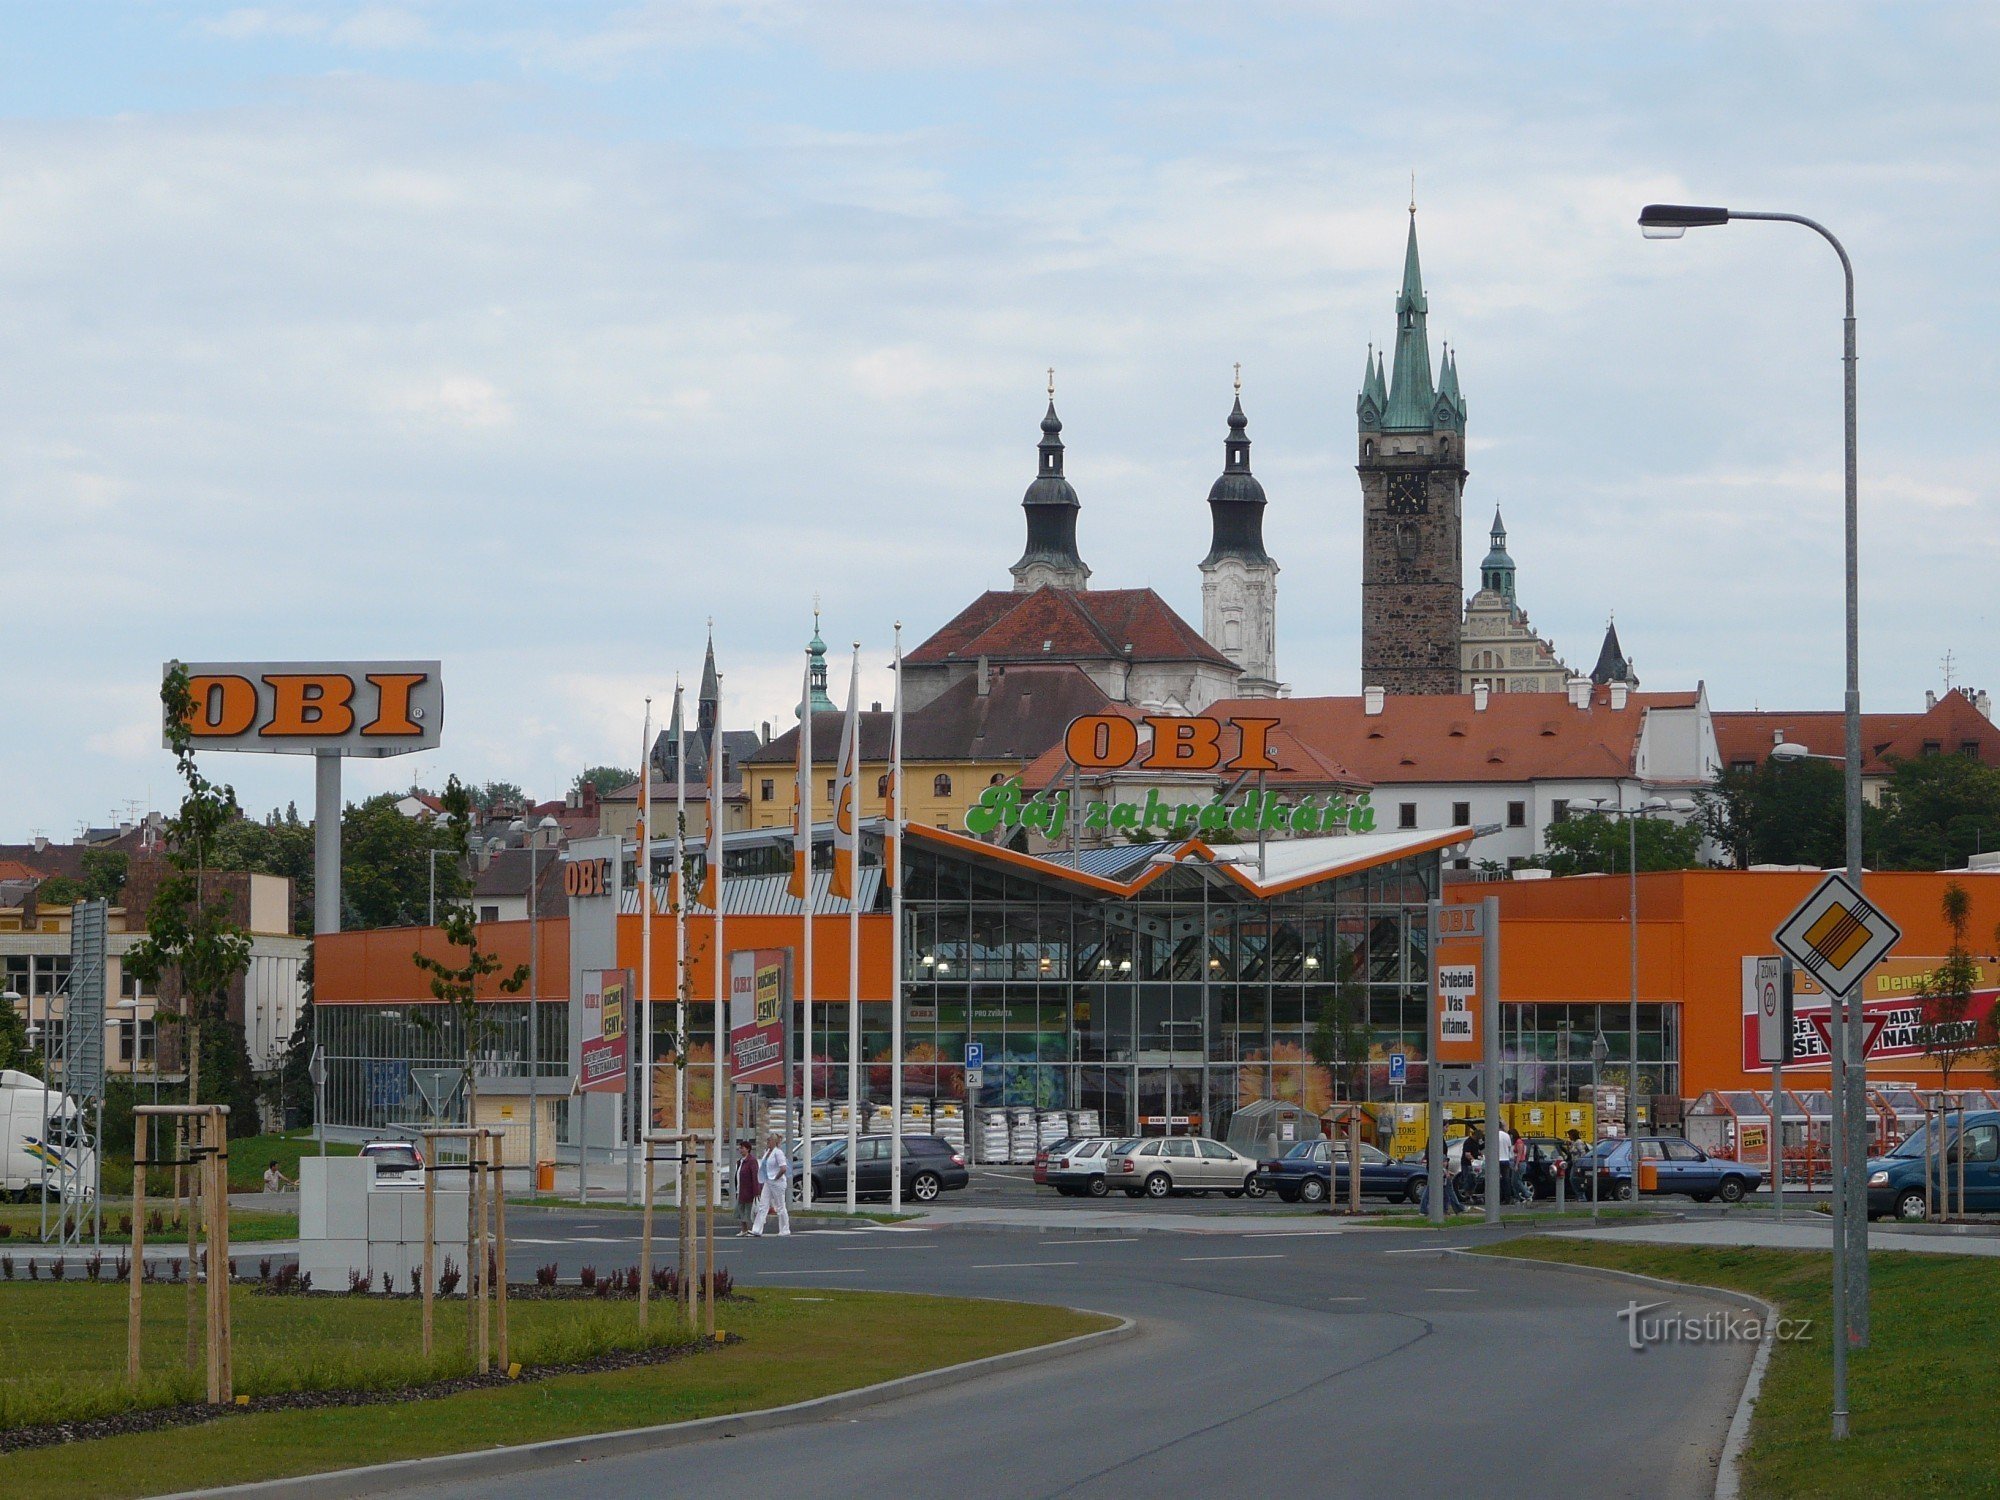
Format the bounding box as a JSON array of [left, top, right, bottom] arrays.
[[634, 623, 906, 1213]]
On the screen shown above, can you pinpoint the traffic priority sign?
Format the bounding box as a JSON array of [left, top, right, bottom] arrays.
[[1774, 872, 1901, 997], [1807, 1011, 1887, 1058]]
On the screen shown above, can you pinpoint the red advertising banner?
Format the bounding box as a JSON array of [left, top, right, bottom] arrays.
[[580, 967, 630, 1093], [729, 949, 788, 1087], [1740, 955, 2000, 1070]]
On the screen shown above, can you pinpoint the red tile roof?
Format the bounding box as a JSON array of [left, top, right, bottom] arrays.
[[1715, 689, 2000, 776], [1197, 685, 1699, 786], [907, 586, 1233, 670]]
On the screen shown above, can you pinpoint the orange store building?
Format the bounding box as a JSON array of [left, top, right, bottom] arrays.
[[1453, 869, 2000, 1116]]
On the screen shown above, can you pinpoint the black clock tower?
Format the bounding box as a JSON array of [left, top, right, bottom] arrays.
[[1357, 209, 1467, 696]]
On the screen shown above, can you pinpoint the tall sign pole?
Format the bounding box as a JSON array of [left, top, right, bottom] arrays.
[[1425, 897, 1443, 1224]]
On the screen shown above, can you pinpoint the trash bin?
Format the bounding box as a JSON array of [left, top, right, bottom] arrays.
[[536, 1160, 555, 1193]]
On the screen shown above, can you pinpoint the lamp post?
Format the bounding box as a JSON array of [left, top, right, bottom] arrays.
[[1576, 796, 1696, 1187], [510, 816, 561, 1198], [1640, 201, 1868, 1434]]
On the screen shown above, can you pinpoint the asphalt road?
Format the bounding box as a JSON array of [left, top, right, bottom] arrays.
[[395, 1208, 1753, 1500]]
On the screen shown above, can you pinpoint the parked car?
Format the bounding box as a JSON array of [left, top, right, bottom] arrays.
[[1047, 1138, 1126, 1197], [1034, 1136, 1082, 1186], [796, 1133, 969, 1203], [1104, 1136, 1261, 1199], [1256, 1137, 1425, 1204], [1867, 1110, 2000, 1221], [1580, 1136, 1762, 1203], [359, 1140, 425, 1181]]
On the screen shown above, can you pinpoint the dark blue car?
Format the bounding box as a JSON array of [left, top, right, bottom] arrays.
[[1254, 1138, 1426, 1204], [1581, 1136, 1763, 1203]]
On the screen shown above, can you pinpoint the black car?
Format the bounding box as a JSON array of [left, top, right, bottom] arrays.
[[796, 1133, 970, 1203]]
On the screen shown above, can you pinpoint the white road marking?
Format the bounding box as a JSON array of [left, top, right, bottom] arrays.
[[1036, 1237, 1141, 1246], [970, 1260, 1079, 1269], [848, 1244, 940, 1252], [1328, 1295, 1366, 1302], [1426, 1287, 1477, 1293], [1382, 1248, 1448, 1255], [748, 1268, 868, 1276], [1180, 1253, 1285, 1262], [1244, 1230, 1346, 1238]]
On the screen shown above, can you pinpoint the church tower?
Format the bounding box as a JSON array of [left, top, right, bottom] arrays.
[[1010, 375, 1091, 592], [1357, 208, 1467, 695], [1200, 370, 1281, 697]]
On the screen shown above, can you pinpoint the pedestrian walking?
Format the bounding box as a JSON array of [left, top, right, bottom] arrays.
[[750, 1132, 792, 1237], [1494, 1120, 1515, 1204], [734, 1140, 760, 1236]]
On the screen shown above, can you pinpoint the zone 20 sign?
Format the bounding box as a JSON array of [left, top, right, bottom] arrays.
[[172, 661, 444, 758]]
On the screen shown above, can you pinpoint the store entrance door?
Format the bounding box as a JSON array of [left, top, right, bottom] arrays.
[[1135, 1068, 1204, 1137]]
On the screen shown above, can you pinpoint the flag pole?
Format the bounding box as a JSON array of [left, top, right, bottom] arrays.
[[889, 624, 905, 1213], [640, 697, 654, 1208], [798, 649, 815, 1208], [844, 643, 861, 1216], [674, 683, 688, 1207], [711, 670, 727, 1209]]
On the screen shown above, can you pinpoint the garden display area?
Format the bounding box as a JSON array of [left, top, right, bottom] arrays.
[[0, 1276, 1106, 1498]]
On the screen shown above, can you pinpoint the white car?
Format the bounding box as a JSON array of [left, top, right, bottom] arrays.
[[1104, 1137, 1262, 1200], [1046, 1138, 1124, 1197], [360, 1140, 426, 1184]]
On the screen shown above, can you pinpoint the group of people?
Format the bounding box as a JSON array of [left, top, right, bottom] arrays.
[[1421, 1124, 1597, 1215]]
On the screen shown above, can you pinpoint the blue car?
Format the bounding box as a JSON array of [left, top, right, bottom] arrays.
[[1580, 1136, 1763, 1203], [1867, 1109, 2000, 1221], [1254, 1138, 1426, 1204]]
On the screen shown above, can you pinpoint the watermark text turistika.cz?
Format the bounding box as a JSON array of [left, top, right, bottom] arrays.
[[1618, 1300, 1811, 1352]]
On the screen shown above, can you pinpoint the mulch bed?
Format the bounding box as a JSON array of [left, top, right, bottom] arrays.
[[0, 1328, 743, 1456]]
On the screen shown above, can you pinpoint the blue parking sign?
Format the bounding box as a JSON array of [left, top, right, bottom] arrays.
[[1388, 1052, 1408, 1086], [965, 1041, 983, 1069]]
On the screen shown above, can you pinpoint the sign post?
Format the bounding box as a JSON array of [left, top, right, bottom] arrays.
[[1480, 897, 1501, 1224], [1425, 899, 1443, 1224], [965, 1042, 983, 1168]]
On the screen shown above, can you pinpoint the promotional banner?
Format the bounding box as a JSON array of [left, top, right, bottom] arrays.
[[729, 948, 789, 1086], [580, 966, 631, 1093], [1740, 954, 2000, 1070]]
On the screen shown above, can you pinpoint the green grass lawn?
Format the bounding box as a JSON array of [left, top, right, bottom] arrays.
[[0, 1286, 1106, 1499], [1486, 1237, 2000, 1499], [0, 1207, 297, 1247], [219, 1131, 356, 1193]]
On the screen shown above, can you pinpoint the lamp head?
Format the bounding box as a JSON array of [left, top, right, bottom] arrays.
[[1769, 741, 1811, 762], [1638, 203, 1730, 239]]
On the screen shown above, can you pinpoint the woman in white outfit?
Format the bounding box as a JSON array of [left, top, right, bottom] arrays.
[[751, 1132, 793, 1236]]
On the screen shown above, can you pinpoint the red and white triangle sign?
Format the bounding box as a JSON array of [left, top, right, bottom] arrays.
[[1807, 1011, 1887, 1057]]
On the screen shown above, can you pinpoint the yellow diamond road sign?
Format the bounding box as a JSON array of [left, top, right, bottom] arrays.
[[1773, 872, 1901, 998]]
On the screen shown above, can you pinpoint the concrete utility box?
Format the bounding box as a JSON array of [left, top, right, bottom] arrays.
[[299, 1156, 466, 1290]]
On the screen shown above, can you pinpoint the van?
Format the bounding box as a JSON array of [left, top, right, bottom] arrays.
[[0, 1068, 97, 1202], [1866, 1109, 2000, 1221]]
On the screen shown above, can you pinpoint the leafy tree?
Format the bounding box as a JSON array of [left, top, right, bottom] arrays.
[[574, 766, 636, 798], [411, 777, 530, 1122], [124, 663, 254, 1115], [1874, 754, 2000, 871], [34, 875, 85, 906], [214, 805, 315, 931], [341, 793, 471, 930], [0, 999, 39, 1077], [1916, 882, 1984, 1091], [1698, 757, 1849, 869], [1308, 941, 1374, 1102], [1541, 812, 1705, 877], [79, 849, 129, 903], [470, 781, 527, 814]]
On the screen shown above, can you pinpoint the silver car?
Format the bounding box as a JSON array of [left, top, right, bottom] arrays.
[[1105, 1136, 1262, 1200]]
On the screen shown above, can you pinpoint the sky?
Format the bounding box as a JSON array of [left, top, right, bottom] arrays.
[[3, 2, 1997, 839]]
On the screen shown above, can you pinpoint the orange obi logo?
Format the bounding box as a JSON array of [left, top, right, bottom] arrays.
[[171, 661, 443, 756]]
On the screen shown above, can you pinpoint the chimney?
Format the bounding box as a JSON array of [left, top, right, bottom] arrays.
[[871, 701, 882, 713], [582, 781, 598, 812], [1926, 689, 1938, 710], [1609, 682, 1629, 711], [1472, 683, 1489, 713], [1977, 690, 1993, 722], [1363, 685, 1386, 716], [761, 720, 771, 744], [1567, 676, 1592, 709], [33, 835, 48, 854], [977, 655, 991, 697], [1772, 729, 1786, 746]]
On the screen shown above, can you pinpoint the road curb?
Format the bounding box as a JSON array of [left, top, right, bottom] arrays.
[[168, 1309, 1138, 1500], [1453, 1248, 1774, 1500]]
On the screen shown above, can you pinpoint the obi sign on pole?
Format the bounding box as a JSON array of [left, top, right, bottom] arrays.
[[1436, 964, 1479, 1058], [579, 967, 630, 1094], [728, 950, 789, 1087]]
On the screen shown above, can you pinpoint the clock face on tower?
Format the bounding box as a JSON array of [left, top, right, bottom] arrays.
[[1386, 473, 1427, 516]]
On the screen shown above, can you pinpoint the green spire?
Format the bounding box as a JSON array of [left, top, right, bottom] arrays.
[[1356, 342, 1387, 428], [1480, 506, 1514, 600], [1382, 212, 1436, 431]]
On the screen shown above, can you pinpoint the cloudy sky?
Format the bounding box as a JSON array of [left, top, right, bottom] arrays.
[[4, 2, 1996, 838]]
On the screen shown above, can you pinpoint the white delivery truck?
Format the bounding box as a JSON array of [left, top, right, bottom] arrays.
[[0, 1068, 97, 1202]]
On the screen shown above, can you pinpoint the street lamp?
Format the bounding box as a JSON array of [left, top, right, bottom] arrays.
[[1768, 742, 1842, 764], [1641, 200, 1868, 1435], [510, 815, 561, 1194], [1575, 797, 1696, 1180]]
